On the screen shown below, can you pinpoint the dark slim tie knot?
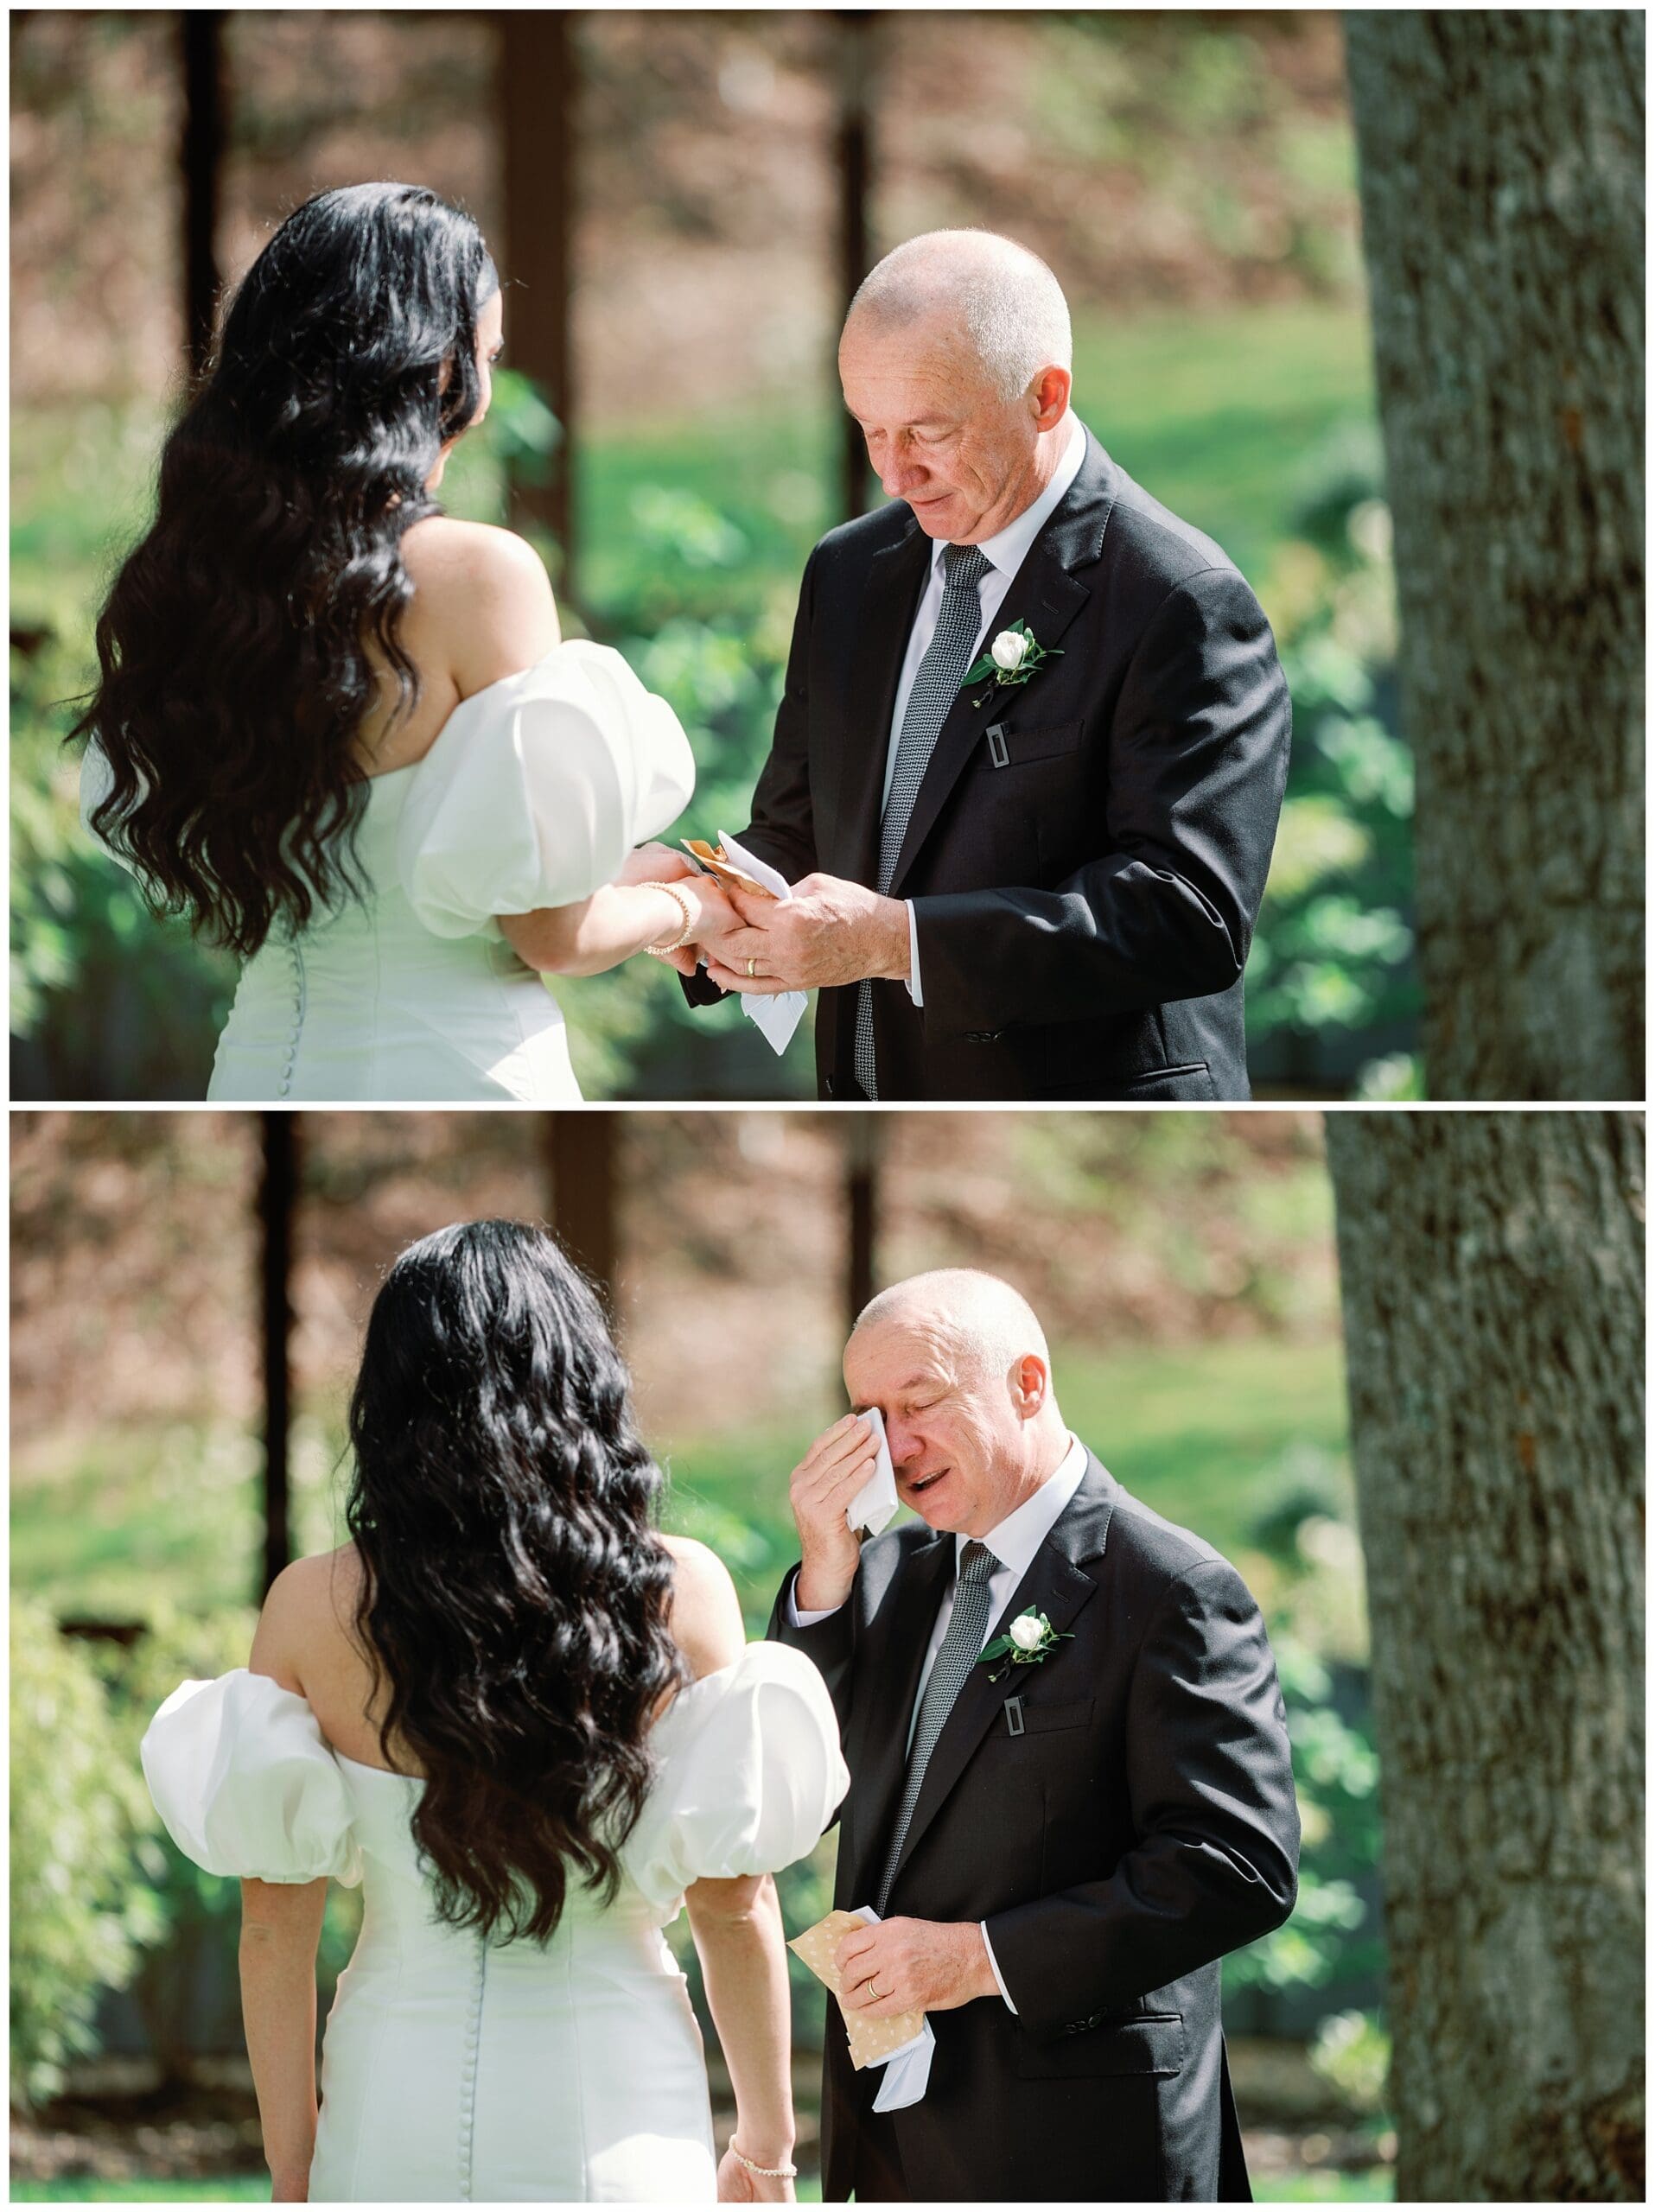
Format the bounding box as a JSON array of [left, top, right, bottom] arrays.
[[942, 543, 991, 591], [958, 1538, 995, 1584]]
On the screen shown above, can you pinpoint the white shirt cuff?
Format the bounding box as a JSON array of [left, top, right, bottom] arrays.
[[980, 1921, 1017, 2012], [786, 1572, 843, 1630], [904, 900, 923, 1006]]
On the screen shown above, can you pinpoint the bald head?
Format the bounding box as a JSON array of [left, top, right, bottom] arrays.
[[845, 231, 1073, 403], [851, 1268, 1051, 1385], [844, 1270, 1067, 1537]]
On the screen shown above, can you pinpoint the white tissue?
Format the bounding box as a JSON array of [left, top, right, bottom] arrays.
[[852, 1905, 936, 2111], [849, 1405, 901, 1537], [715, 830, 808, 1058]]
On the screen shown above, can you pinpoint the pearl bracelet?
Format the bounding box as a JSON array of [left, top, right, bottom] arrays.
[[728, 2139, 798, 2179], [640, 879, 695, 956]]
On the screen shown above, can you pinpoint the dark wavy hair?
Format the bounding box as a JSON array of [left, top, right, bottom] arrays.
[[344, 1220, 684, 1944], [71, 181, 500, 957]]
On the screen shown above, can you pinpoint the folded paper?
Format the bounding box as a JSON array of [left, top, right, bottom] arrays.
[[848, 1404, 900, 1538], [708, 830, 808, 1058], [788, 1905, 933, 2107]]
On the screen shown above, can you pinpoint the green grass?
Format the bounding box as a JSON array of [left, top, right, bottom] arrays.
[[13, 1339, 1346, 1630], [10, 2184, 271, 2203], [1261, 2172, 1394, 2202]]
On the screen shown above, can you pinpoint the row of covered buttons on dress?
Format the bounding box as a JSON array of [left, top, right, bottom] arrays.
[[456, 1932, 487, 2201], [278, 942, 306, 1098]]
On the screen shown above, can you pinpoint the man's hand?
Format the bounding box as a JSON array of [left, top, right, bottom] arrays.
[[703, 875, 911, 995], [790, 1412, 880, 1611], [835, 1916, 1000, 2018]]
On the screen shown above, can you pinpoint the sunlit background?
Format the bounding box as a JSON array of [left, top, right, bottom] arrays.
[[11, 10, 1417, 1104], [13, 1109, 1391, 2200]]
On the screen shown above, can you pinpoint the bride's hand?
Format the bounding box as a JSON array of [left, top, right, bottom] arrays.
[[619, 841, 697, 888], [716, 2145, 795, 2202]]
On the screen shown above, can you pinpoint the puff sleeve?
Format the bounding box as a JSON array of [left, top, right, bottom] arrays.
[[396, 639, 697, 938], [140, 1669, 362, 1886], [623, 1643, 848, 1913]]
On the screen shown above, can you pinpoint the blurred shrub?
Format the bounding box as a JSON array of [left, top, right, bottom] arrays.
[[10, 1603, 162, 2107], [94, 1606, 364, 2076], [1309, 2006, 1391, 2119], [1250, 428, 1420, 1093], [1227, 1622, 1383, 2012]]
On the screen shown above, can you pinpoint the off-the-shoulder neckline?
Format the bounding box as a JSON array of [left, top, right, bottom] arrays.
[[358, 639, 614, 792], [323, 1644, 777, 1778]]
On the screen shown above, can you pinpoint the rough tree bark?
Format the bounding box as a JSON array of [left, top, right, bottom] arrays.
[[1344, 15, 1644, 1099], [1327, 1111, 1644, 2199]]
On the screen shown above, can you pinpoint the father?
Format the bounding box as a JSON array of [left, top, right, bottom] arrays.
[[673, 231, 1291, 1100], [769, 1270, 1300, 2202]]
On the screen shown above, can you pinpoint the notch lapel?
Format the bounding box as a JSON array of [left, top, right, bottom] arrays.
[[881, 1455, 1118, 1901], [825, 522, 933, 887], [884, 435, 1117, 897]]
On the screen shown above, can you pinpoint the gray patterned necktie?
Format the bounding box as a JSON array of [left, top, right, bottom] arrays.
[[854, 543, 992, 1100], [874, 1538, 996, 1913]]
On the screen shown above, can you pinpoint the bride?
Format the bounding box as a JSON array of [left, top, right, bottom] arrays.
[[73, 181, 733, 1102], [142, 1221, 845, 2202]]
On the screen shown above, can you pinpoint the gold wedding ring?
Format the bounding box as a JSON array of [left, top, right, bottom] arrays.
[[869, 1981, 884, 2001], [747, 957, 757, 978]]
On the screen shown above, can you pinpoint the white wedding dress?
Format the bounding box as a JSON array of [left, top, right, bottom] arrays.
[[81, 641, 696, 1102], [141, 1644, 844, 2202]]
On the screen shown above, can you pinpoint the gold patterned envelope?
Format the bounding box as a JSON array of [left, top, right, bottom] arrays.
[[789, 1910, 926, 2069]]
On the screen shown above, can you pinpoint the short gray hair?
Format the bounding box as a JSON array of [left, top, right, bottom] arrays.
[[846, 230, 1073, 402]]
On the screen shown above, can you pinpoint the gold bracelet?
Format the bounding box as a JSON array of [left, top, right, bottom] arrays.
[[641, 880, 695, 956], [728, 2139, 798, 2179]]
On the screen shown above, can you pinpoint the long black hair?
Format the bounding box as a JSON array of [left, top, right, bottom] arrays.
[[72, 181, 499, 958], [344, 1220, 684, 1944]]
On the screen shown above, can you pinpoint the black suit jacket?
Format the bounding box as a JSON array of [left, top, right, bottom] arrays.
[[687, 429, 1291, 1099], [768, 1453, 1300, 2203]]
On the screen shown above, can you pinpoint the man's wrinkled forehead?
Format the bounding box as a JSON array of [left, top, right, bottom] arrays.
[[844, 1309, 964, 1389]]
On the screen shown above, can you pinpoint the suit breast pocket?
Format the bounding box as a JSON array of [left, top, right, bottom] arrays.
[[997, 1695, 1094, 1738], [987, 716, 1085, 768]]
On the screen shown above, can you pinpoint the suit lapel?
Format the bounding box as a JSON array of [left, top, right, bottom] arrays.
[[884, 435, 1117, 897], [826, 522, 933, 886], [881, 1454, 1118, 1900], [847, 1529, 954, 1898]]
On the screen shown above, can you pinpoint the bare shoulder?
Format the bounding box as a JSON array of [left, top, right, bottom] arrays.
[[400, 517, 560, 696], [249, 1546, 363, 1695], [661, 1533, 746, 1681]]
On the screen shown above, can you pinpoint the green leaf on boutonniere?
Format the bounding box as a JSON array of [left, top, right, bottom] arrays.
[[961, 619, 1063, 708]]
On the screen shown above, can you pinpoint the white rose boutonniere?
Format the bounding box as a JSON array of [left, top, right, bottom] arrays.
[[960, 619, 1061, 709], [979, 1605, 1073, 1683]]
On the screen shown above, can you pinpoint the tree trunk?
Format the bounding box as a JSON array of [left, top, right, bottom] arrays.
[[1344, 14, 1644, 1100], [1326, 1110, 1644, 2199], [546, 1112, 619, 1320], [499, 10, 577, 594]]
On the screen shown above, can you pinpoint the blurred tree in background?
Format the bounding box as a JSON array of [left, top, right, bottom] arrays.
[[10, 10, 1416, 1102], [1345, 11, 1644, 1102], [1328, 1112, 1644, 2201]]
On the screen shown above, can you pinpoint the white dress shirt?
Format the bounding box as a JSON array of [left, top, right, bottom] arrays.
[[788, 1431, 1092, 2012], [888, 417, 1090, 1004]]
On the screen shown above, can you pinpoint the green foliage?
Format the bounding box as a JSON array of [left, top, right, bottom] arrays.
[[10, 1604, 162, 2107], [1310, 2008, 1392, 2120], [1251, 432, 1419, 1086]]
